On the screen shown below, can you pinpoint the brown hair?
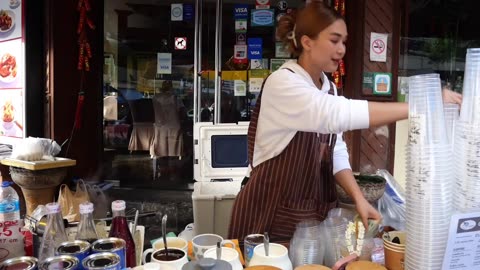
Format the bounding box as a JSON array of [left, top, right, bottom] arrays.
[[276, 1, 344, 57]]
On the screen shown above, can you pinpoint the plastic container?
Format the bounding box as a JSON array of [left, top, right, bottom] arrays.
[[0, 181, 20, 221]]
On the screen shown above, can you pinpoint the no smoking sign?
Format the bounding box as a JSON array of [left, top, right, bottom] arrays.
[[370, 32, 387, 62], [372, 39, 385, 54]]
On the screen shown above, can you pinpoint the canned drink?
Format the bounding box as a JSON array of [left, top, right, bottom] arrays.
[[39, 255, 79, 270], [0, 256, 38, 270], [91, 238, 126, 269], [244, 234, 264, 267], [82, 252, 121, 270], [57, 240, 91, 269]]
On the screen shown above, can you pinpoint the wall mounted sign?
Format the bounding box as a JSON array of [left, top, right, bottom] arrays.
[[0, 0, 25, 143], [236, 33, 247, 45], [183, 4, 194, 21], [278, 0, 288, 10], [248, 38, 263, 60], [250, 59, 269, 70], [234, 80, 247, 96], [270, 59, 292, 72], [157, 53, 172, 74], [373, 73, 392, 95], [251, 9, 275, 26], [234, 45, 248, 64], [235, 19, 247, 33], [174, 37, 187, 50], [234, 4, 249, 19], [256, 0, 270, 9], [370, 32, 388, 62], [275, 42, 290, 58], [171, 4, 183, 21]]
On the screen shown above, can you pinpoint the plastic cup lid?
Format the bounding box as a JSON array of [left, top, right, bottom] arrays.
[[79, 201, 94, 214], [46, 202, 61, 214], [112, 200, 126, 211]]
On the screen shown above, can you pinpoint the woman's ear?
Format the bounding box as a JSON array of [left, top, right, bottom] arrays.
[[300, 35, 311, 51]]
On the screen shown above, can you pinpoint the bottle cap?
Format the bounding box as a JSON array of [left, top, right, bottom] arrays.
[[79, 201, 94, 214], [111, 200, 126, 211], [1, 181, 11, 188], [46, 202, 61, 214]]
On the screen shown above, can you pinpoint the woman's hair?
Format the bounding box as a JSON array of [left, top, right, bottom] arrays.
[[276, 0, 344, 57]]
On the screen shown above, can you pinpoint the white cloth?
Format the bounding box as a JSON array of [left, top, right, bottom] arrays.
[[252, 61, 370, 175]]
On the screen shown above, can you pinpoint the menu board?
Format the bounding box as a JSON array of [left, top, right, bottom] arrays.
[[0, 0, 24, 144], [442, 212, 480, 269]]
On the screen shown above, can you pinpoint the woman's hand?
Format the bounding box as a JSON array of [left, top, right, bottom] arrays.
[[355, 197, 382, 230], [442, 88, 462, 105]]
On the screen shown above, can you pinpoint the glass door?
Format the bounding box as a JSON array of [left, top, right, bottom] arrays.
[[194, 0, 307, 124], [102, 0, 307, 187]]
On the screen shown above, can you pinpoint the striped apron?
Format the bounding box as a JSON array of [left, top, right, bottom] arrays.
[[228, 69, 338, 245]]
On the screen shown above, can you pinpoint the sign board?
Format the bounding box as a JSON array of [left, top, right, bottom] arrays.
[[248, 38, 263, 60], [171, 4, 183, 21], [275, 42, 290, 58], [174, 37, 187, 50], [251, 9, 275, 27], [234, 4, 249, 19], [236, 33, 247, 45], [442, 212, 480, 270], [370, 32, 388, 62], [235, 19, 247, 33], [183, 4, 194, 21], [256, 0, 270, 9], [373, 73, 392, 95], [0, 0, 25, 144], [157, 53, 172, 74], [270, 59, 292, 72], [233, 45, 248, 64], [278, 0, 288, 10]]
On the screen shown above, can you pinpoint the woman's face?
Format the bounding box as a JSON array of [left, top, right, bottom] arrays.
[[303, 19, 347, 73]]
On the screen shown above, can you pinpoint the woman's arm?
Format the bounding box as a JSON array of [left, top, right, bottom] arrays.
[[335, 169, 382, 229], [367, 89, 462, 127]]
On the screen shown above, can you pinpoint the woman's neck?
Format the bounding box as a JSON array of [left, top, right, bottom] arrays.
[[298, 55, 323, 88]]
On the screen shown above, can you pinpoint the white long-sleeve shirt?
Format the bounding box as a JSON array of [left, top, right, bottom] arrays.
[[251, 61, 370, 175]]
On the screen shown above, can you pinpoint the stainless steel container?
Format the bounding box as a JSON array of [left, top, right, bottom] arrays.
[[0, 256, 38, 270], [39, 255, 79, 270], [82, 252, 121, 270]]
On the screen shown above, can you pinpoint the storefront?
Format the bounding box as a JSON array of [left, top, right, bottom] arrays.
[[8, 0, 467, 187]]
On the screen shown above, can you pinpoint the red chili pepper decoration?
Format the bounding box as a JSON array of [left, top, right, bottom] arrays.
[[85, 42, 92, 58], [86, 18, 95, 30], [340, 0, 346, 16], [84, 0, 91, 11], [77, 0, 84, 11], [74, 92, 85, 130], [334, 0, 340, 11], [339, 59, 345, 76], [78, 43, 84, 70]]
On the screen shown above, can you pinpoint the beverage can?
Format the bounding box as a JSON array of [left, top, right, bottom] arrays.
[[82, 252, 121, 270], [56, 240, 91, 269], [244, 234, 264, 267], [0, 256, 38, 270], [39, 255, 79, 270], [91, 238, 126, 269]]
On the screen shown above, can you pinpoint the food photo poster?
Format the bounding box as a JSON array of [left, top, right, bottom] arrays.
[[0, 0, 24, 143]]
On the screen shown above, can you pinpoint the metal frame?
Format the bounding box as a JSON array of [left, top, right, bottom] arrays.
[[214, 0, 223, 124]]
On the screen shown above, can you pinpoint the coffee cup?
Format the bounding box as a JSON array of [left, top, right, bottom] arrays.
[[192, 233, 237, 260], [143, 247, 188, 270], [204, 247, 243, 270], [143, 237, 188, 263]]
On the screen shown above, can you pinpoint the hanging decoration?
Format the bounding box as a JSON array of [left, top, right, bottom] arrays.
[[74, 0, 95, 130], [333, 0, 346, 89]]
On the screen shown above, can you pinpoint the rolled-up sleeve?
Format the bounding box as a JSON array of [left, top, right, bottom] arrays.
[[333, 132, 351, 175]]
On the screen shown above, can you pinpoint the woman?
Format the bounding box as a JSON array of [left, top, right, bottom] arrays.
[[228, 1, 461, 244]]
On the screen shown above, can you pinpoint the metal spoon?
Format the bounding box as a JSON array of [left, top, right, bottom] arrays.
[[162, 214, 168, 257], [216, 241, 222, 260], [264, 232, 269, 256]]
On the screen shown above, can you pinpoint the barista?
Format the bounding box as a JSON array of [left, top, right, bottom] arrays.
[[228, 1, 462, 244]]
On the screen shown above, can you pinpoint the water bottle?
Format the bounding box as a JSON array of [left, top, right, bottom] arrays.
[[0, 181, 20, 221]]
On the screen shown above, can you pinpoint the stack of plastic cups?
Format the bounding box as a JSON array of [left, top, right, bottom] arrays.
[[320, 217, 348, 268], [443, 103, 459, 146], [454, 48, 480, 213], [405, 73, 453, 270], [289, 220, 325, 268]]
